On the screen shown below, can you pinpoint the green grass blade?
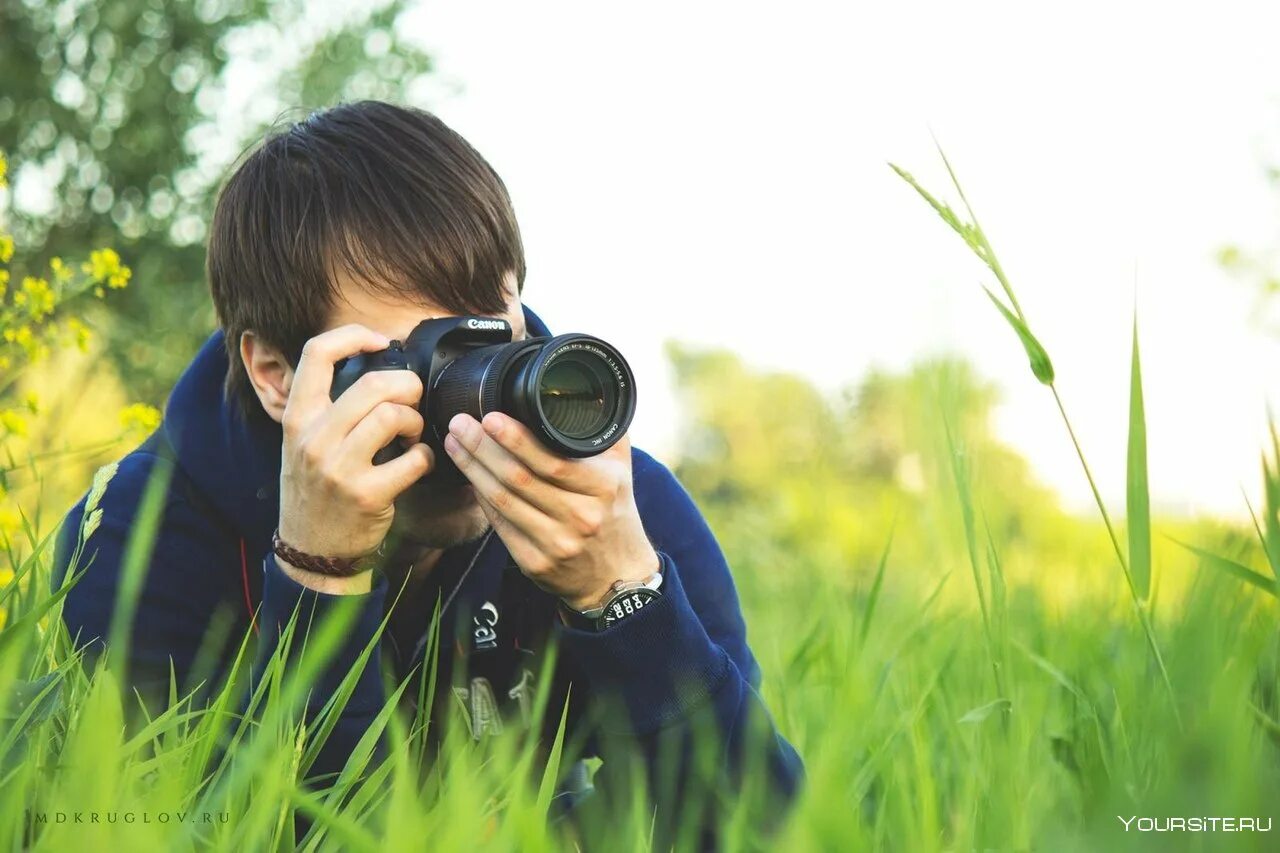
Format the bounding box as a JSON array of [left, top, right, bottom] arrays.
[[859, 525, 895, 648], [1127, 315, 1151, 600], [1241, 490, 1279, 580], [1263, 416, 1280, 576], [1168, 537, 1278, 597], [981, 286, 1054, 385], [957, 697, 1011, 725]]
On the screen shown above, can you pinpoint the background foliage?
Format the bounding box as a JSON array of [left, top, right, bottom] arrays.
[[3, 1, 1280, 850], [0, 0, 432, 401]]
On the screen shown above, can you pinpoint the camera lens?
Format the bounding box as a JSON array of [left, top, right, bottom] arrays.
[[538, 351, 617, 439], [428, 333, 635, 458]]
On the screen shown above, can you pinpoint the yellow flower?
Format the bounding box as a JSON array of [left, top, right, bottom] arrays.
[[67, 317, 92, 351], [119, 402, 161, 435], [0, 508, 25, 554], [4, 326, 32, 346], [1, 409, 27, 437], [0, 235, 13, 264], [49, 256, 72, 282], [23, 391, 38, 414], [0, 151, 7, 188], [84, 248, 131, 289], [20, 276, 56, 320]]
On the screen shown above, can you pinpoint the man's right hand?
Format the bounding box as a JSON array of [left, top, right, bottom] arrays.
[[276, 324, 434, 594]]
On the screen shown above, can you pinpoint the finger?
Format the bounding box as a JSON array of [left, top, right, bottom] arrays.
[[469, 412, 600, 494], [363, 442, 434, 499], [446, 415, 565, 515], [444, 432, 554, 540], [342, 402, 425, 463], [326, 369, 424, 440], [604, 429, 633, 459], [473, 492, 554, 581], [287, 324, 391, 424]]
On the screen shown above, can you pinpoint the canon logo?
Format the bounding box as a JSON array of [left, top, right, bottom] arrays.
[[467, 318, 506, 330]]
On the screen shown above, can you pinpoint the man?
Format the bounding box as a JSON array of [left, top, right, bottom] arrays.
[[53, 100, 802, 836]]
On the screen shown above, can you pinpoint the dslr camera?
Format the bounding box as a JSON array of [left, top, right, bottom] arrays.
[[330, 317, 637, 484]]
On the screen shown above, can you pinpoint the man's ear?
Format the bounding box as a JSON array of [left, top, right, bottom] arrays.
[[240, 331, 294, 423]]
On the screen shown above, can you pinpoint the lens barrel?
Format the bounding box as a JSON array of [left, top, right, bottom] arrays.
[[428, 333, 636, 457]]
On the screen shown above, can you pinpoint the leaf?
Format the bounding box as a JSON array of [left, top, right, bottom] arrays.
[[859, 525, 895, 647], [2, 671, 64, 725], [0, 672, 66, 773], [1014, 642, 1095, 710], [893, 151, 1050, 386], [1127, 316, 1151, 599], [957, 697, 1011, 724], [1168, 537, 1277, 597], [535, 686, 573, 818], [1264, 415, 1280, 577], [982, 287, 1055, 385]]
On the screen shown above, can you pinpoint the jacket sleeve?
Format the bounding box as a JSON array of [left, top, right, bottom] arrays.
[[553, 449, 804, 842], [52, 452, 391, 786], [53, 453, 244, 704]]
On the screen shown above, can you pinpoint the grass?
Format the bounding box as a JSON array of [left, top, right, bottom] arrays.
[[1, 150, 1279, 850]]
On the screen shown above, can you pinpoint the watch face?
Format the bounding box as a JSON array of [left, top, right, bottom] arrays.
[[599, 587, 661, 629]]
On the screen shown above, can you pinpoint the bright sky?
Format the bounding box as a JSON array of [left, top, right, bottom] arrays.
[[396, 0, 1280, 519]]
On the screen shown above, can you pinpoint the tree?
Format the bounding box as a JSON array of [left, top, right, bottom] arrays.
[[1218, 142, 1280, 335], [665, 343, 1070, 582], [0, 0, 434, 401]]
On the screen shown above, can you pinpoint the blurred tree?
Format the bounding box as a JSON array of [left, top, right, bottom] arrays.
[[665, 343, 1067, 583], [0, 0, 435, 402], [1218, 151, 1280, 335]]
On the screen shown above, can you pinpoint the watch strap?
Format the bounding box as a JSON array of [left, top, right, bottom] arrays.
[[560, 567, 665, 631]]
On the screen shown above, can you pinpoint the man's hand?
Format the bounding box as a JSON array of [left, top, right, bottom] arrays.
[[443, 411, 660, 611], [277, 324, 435, 594]]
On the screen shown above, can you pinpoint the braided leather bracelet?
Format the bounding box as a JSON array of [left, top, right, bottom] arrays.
[[271, 529, 382, 578]]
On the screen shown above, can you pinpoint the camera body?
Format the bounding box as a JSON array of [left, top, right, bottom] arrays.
[[330, 316, 636, 485]]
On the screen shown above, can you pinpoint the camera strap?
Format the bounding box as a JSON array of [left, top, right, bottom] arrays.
[[398, 529, 560, 741]]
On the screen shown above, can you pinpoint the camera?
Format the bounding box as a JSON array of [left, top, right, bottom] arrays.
[[330, 316, 637, 484]]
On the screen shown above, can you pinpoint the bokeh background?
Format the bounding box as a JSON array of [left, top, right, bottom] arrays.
[[4, 2, 1280, 848], [4, 0, 1280, 524]]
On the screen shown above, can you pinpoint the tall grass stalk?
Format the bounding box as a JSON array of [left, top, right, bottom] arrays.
[[890, 143, 1181, 725]]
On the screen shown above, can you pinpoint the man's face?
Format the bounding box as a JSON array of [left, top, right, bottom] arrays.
[[322, 267, 527, 550]]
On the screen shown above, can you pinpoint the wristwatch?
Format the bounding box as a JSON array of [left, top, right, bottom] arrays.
[[560, 567, 665, 632]]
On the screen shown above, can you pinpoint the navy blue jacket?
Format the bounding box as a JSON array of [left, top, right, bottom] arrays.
[[52, 305, 802, 830]]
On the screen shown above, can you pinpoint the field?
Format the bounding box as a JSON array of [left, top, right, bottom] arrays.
[[2, 152, 1280, 852]]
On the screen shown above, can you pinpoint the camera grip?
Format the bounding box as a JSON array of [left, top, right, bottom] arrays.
[[330, 342, 416, 467]]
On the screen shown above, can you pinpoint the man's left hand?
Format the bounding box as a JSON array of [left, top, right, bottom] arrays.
[[444, 412, 660, 611]]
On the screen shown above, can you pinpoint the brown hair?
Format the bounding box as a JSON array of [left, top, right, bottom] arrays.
[[207, 100, 525, 413]]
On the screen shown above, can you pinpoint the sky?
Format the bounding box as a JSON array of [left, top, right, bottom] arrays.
[[392, 0, 1280, 519]]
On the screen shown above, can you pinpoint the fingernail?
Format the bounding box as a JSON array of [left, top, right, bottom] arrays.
[[482, 413, 504, 435], [448, 413, 471, 436], [444, 434, 460, 455]]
